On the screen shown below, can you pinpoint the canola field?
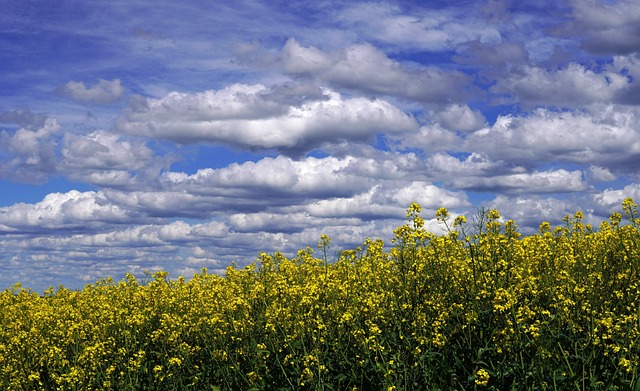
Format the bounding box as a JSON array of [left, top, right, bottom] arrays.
[[1, 200, 640, 390]]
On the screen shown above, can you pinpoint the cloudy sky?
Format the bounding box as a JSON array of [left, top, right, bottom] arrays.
[[2, 0, 640, 292]]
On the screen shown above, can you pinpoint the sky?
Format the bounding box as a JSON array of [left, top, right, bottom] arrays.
[[1, 0, 640, 292]]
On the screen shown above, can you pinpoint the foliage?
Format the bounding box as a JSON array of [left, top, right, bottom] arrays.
[[1, 200, 640, 390]]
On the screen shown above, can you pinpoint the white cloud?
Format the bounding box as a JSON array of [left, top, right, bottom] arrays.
[[592, 183, 640, 215], [465, 106, 640, 170], [282, 39, 472, 103], [450, 168, 588, 194], [162, 155, 361, 196], [59, 130, 166, 186], [0, 108, 48, 129], [388, 181, 471, 210], [117, 85, 417, 154], [58, 79, 125, 104], [426, 152, 503, 177], [228, 211, 361, 233], [282, 39, 334, 74], [611, 54, 640, 104], [492, 63, 631, 107], [436, 104, 487, 133], [399, 125, 463, 152], [306, 181, 470, 219], [337, 150, 422, 180], [455, 41, 528, 75], [0, 118, 60, 183], [425, 151, 590, 194], [567, 0, 640, 54], [588, 165, 617, 182], [101, 190, 219, 218], [337, 2, 501, 51], [0, 190, 146, 231], [62, 131, 153, 171], [487, 195, 578, 230], [306, 187, 401, 219]]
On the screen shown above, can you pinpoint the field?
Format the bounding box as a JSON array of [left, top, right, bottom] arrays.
[[1, 199, 639, 390]]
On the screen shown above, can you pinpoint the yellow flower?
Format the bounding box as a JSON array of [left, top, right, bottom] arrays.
[[619, 358, 633, 373], [475, 368, 490, 386]]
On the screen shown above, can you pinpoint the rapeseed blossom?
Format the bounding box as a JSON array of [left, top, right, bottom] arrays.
[[475, 368, 490, 386]]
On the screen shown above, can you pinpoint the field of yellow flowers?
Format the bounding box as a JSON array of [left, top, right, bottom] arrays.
[[1, 199, 640, 390]]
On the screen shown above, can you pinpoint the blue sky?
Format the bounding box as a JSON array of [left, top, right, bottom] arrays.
[[2, 0, 640, 292]]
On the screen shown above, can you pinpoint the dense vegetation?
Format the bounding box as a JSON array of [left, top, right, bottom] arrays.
[[1, 199, 640, 390]]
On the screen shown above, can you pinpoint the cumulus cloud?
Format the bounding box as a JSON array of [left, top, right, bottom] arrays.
[[487, 195, 579, 231], [282, 39, 473, 103], [588, 165, 617, 182], [58, 79, 125, 104], [395, 124, 463, 153], [611, 54, 640, 105], [62, 131, 151, 171], [564, 0, 640, 55], [436, 104, 486, 133], [450, 168, 589, 194], [492, 63, 631, 107], [161, 155, 369, 202], [426, 152, 509, 177], [60, 130, 168, 187], [592, 183, 640, 216], [0, 118, 60, 183], [456, 41, 528, 76], [423, 152, 589, 194], [306, 181, 470, 220], [0, 108, 48, 129], [465, 106, 640, 171], [0, 190, 150, 232], [117, 85, 418, 154], [228, 211, 361, 234]]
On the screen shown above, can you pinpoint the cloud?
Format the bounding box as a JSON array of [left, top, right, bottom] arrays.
[[424, 152, 590, 194], [306, 181, 470, 220], [117, 85, 418, 154], [60, 130, 167, 186], [0, 190, 150, 232], [0, 108, 48, 129], [0, 118, 60, 183], [565, 0, 640, 55], [282, 39, 473, 103], [58, 79, 125, 105], [426, 152, 507, 177], [455, 41, 528, 76], [161, 155, 369, 201], [228, 211, 360, 234], [492, 63, 631, 107], [465, 106, 640, 170], [611, 54, 640, 104], [588, 165, 617, 182], [592, 183, 640, 216], [396, 124, 463, 153], [450, 168, 589, 194], [487, 195, 578, 231], [336, 2, 501, 51], [435, 104, 486, 133]]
